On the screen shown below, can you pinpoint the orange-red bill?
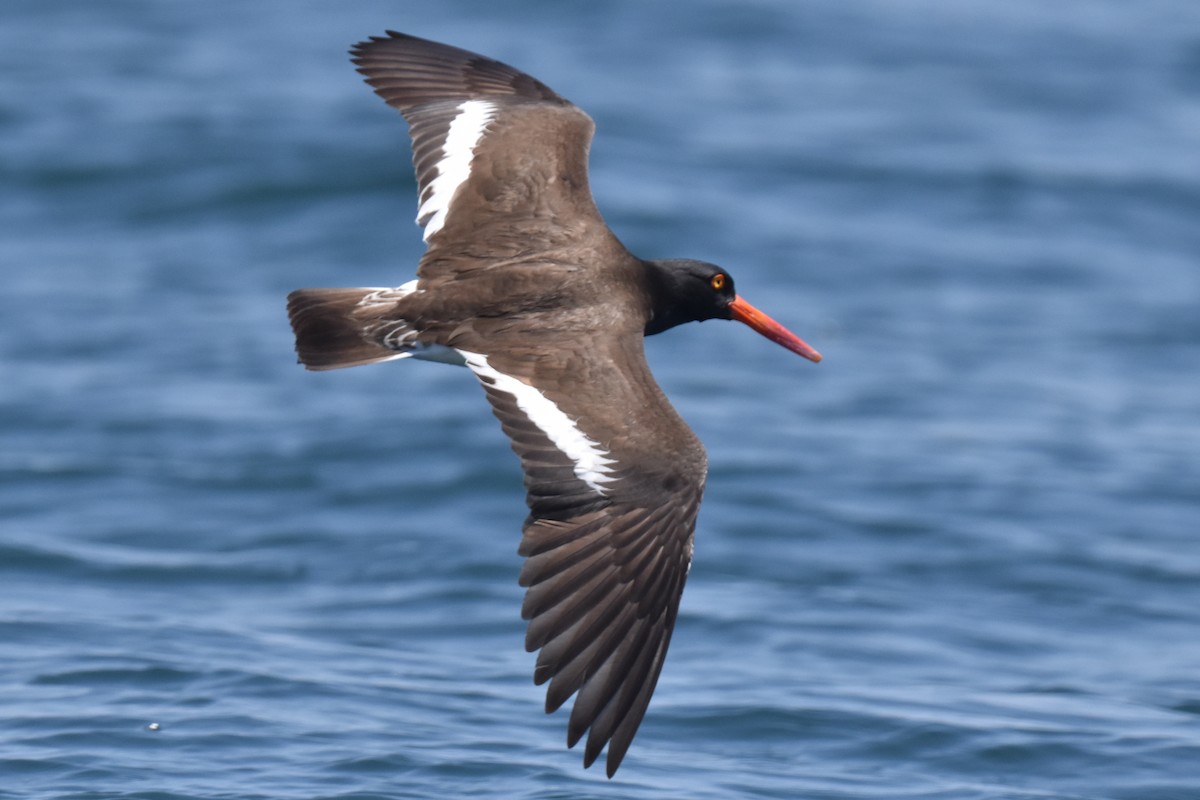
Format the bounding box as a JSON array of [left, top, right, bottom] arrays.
[[728, 296, 822, 363]]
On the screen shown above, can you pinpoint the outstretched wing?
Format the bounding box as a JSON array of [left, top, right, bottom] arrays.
[[457, 330, 706, 778], [351, 32, 613, 276]]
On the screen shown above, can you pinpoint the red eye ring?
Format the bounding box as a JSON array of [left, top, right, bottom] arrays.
[[711, 274, 726, 291]]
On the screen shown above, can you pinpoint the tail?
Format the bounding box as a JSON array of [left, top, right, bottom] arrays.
[[287, 288, 405, 371]]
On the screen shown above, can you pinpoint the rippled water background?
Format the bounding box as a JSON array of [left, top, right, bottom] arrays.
[[4, 1, 1200, 798]]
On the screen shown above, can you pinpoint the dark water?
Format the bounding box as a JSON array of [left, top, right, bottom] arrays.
[[4, 1, 1200, 798]]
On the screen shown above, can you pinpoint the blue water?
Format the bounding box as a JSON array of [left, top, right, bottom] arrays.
[[4, 1, 1199, 797]]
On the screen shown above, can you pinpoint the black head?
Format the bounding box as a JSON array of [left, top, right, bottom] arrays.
[[642, 259, 737, 335], [641, 258, 822, 362]]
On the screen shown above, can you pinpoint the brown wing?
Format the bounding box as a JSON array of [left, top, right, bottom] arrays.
[[351, 32, 614, 278], [457, 330, 707, 777]]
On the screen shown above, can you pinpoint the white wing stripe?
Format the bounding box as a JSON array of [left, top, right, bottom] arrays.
[[459, 350, 617, 495], [417, 100, 497, 241]]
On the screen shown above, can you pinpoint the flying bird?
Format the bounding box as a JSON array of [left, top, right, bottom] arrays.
[[287, 31, 821, 777]]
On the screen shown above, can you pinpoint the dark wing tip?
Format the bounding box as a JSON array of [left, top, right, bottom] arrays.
[[516, 496, 697, 777], [347, 29, 567, 111], [348, 29, 408, 59]]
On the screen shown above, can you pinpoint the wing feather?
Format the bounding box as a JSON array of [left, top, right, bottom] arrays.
[[351, 31, 609, 263], [460, 337, 705, 776]]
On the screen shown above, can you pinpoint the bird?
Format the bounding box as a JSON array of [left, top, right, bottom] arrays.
[[287, 30, 821, 777]]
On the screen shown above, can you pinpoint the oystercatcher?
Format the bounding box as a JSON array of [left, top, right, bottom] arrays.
[[287, 31, 821, 777]]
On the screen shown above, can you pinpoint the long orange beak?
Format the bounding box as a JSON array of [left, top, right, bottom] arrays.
[[728, 296, 822, 363]]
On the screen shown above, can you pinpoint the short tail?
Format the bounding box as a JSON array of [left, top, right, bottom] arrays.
[[286, 288, 403, 371]]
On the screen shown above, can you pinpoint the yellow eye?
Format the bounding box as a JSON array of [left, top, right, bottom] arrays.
[[711, 273, 726, 291]]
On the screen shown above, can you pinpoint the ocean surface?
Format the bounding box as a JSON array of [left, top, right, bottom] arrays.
[[3, 1, 1199, 798]]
